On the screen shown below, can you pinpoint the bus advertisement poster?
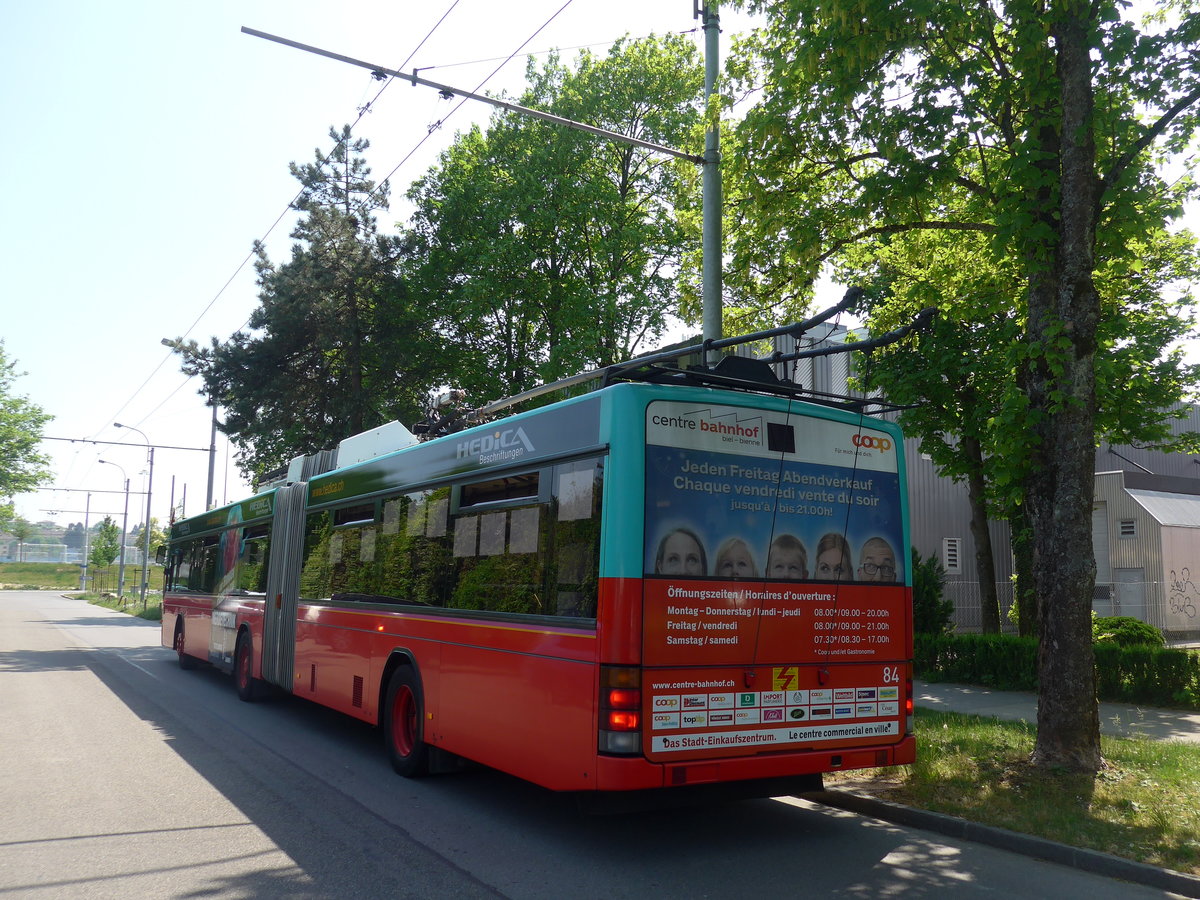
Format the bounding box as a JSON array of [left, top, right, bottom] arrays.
[[643, 403, 906, 659]]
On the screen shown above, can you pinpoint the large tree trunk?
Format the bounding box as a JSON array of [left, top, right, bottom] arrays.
[[1010, 504, 1038, 637], [1025, 4, 1102, 773], [963, 435, 1001, 633]]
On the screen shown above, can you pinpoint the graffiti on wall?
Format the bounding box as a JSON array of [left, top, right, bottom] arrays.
[[1168, 569, 1199, 619]]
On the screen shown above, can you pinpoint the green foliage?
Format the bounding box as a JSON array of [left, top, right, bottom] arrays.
[[915, 633, 1039, 691], [1093, 643, 1200, 708], [88, 591, 162, 621], [0, 341, 52, 501], [404, 35, 703, 404], [912, 547, 954, 635], [6, 517, 38, 561], [731, 0, 1200, 769], [88, 516, 121, 569], [1093, 615, 1166, 648], [917, 632, 1200, 709], [129, 517, 167, 558]]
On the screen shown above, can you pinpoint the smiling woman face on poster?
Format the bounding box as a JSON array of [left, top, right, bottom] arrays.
[[654, 528, 707, 576]]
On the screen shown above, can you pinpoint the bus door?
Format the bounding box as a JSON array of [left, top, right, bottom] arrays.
[[640, 399, 910, 763]]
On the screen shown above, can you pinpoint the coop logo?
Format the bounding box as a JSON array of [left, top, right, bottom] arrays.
[[851, 434, 893, 452], [457, 426, 535, 465]]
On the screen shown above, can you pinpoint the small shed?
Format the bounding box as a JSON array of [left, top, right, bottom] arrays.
[[1092, 470, 1200, 641]]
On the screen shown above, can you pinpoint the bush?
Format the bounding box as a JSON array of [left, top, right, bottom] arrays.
[[915, 633, 1038, 690], [1093, 615, 1165, 648], [917, 632, 1200, 709], [912, 547, 954, 635], [1093, 642, 1200, 707]]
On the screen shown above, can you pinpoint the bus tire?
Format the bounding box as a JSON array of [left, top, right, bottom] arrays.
[[234, 630, 262, 702], [383, 666, 429, 777], [175, 622, 197, 670]]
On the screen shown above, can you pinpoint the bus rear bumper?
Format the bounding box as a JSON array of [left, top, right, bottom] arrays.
[[594, 735, 916, 792]]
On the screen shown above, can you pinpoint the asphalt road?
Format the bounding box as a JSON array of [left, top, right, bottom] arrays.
[[0, 591, 1183, 899]]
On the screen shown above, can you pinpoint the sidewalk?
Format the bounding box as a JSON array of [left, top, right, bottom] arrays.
[[914, 679, 1200, 744]]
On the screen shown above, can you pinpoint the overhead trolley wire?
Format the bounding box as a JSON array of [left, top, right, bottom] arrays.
[[95, 1, 466, 437]]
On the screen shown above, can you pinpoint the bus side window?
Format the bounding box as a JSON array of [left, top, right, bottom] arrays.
[[189, 537, 220, 594], [237, 526, 270, 593], [167, 544, 189, 591], [551, 458, 602, 618]]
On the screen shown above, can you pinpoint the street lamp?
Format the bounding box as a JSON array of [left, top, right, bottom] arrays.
[[115, 423, 153, 609], [98, 459, 130, 600]]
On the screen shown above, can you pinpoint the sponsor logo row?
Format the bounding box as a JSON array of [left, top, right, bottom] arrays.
[[652, 700, 901, 731], [651, 685, 898, 713]]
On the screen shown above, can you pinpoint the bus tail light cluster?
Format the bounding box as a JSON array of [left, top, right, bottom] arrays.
[[905, 674, 915, 735], [598, 666, 642, 755]]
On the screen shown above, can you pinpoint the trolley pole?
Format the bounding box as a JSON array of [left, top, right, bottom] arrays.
[[700, 1, 723, 366]]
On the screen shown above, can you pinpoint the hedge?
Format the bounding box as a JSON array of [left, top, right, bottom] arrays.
[[915, 633, 1200, 710]]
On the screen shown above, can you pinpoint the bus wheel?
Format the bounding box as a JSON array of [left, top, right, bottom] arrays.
[[175, 622, 197, 670], [384, 666, 429, 777], [234, 630, 261, 702]]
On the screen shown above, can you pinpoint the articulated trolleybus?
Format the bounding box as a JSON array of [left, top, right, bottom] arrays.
[[162, 333, 916, 797]]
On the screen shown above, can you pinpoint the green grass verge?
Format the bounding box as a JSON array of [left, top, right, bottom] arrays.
[[86, 592, 163, 621], [0, 562, 85, 589], [828, 708, 1200, 875], [0, 562, 162, 592]]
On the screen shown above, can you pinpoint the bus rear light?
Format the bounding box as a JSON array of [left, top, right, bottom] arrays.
[[599, 665, 642, 755], [606, 688, 639, 709], [905, 675, 914, 735], [607, 710, 640, 731]]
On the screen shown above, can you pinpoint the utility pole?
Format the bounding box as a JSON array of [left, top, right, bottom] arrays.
[[78, 492, 92, 591], [206, 404, 217, 510]]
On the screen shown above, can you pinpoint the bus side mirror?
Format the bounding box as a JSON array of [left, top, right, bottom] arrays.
[[155, 546, 166, 565]]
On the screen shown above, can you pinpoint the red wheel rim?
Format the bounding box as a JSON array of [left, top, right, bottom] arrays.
[[237, 642, 250, 688], [391, 684, 417, 757]]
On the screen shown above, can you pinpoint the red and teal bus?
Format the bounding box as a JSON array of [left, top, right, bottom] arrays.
[[162, 361, 915, 795]]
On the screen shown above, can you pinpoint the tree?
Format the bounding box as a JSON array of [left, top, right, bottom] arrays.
[[850, 219, 1199, 637], [89, 517, 121, 569], [63, 522, 86, 552], [730, 0, 1200, 772], [404, 35, 703, 402], [171, 126, 448, 480], [9, 518, 37, 563], [0, 341, 52, 502], [129, 518, 168, 560]]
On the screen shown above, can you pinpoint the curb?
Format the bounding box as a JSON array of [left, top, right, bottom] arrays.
[[811, 789, 1200, 898]]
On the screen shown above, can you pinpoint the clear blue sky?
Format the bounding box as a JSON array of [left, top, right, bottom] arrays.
[[2, 0, 758, 529]]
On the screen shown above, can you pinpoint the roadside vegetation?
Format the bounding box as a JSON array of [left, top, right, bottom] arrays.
[[828, 708, 1200, 876], [86, 590, 162, 621], [0, 561, 162, 593], [0, 562, 83, 590], [0, 562, 163, 620]]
